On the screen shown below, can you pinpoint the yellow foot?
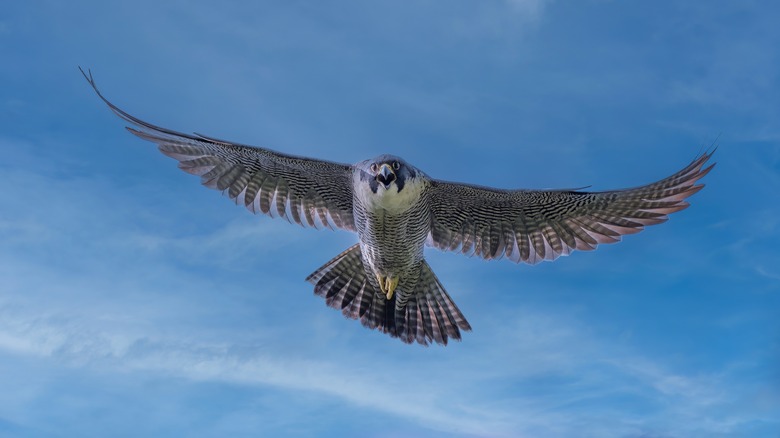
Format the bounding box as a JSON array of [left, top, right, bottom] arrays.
[[376, 273, 387, 296], [384, 277, 399, 300], [375, 274, 399, 300]]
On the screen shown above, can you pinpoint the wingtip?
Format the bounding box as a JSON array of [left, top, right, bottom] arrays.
[[78, 65, 101, 96], [78, 65, 126, 119], [700, 162, 716, 176], [78, 65, 88, 80], [697, 140, 718, 165], [78, 65, 91, 83]]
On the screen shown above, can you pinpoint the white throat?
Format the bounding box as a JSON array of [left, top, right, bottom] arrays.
[[355, 175, 425, 214]]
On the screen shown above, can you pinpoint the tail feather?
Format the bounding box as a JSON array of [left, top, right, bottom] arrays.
[[345, 279, 373, 319], [416, 261, 472, 341], [307, 244, 368, 313], [363, 292, 396, 333], [420, 298, 444, 344], [306, 245, 471, 346]]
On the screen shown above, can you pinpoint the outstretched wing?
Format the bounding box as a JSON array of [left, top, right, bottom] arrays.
[[82, 69, 355, 230], [427, 151, 715, 264]]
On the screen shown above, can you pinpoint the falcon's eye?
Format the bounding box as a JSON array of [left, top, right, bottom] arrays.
[[392, 161, 401, 170], [370, 163, 378, 173]]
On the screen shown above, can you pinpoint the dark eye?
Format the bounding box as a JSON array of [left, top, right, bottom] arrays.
[[370, 163, 378, 173], [392, 161, 401, 170]]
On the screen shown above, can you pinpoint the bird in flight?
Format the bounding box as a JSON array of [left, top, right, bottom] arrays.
[[81, 68, 714, 346]]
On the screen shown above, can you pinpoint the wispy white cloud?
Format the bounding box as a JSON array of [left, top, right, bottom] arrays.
[[755, 266, 780, 283], [0, 305, 701, 436], [3, 294, 774, 437], [0, 305, 517, 436]]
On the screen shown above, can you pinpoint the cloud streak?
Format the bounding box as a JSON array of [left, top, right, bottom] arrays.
[[0, 265, 772, 437]]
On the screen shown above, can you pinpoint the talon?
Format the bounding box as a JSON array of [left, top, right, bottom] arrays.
[[376, 274, 387, 296], [384, 277, 399, 300]]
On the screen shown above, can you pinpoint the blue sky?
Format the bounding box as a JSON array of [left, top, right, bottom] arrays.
[[1, 1, 779, 437]]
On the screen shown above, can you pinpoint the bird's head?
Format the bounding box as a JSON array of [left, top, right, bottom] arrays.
[[359, 154, 418, 194]]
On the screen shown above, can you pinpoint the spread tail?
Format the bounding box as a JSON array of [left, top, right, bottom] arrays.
[[306, 245, 471, 346]]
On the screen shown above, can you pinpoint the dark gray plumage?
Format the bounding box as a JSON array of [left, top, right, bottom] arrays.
[[82, 69, 715, 346]]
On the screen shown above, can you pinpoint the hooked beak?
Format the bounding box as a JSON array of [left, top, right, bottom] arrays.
[[376, 164, 396, 189]]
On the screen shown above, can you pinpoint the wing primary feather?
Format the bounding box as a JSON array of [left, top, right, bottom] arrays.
[[81, 68, 355, 231], [427, 151, 713, 264]]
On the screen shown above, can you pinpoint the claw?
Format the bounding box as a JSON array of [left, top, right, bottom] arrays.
[[384, 277, 399, 301], [376, 273, 387, 296], [375, 274, 399, 300]]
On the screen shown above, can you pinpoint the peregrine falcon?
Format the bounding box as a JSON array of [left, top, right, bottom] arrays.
[[81, 69, 714, 346]]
